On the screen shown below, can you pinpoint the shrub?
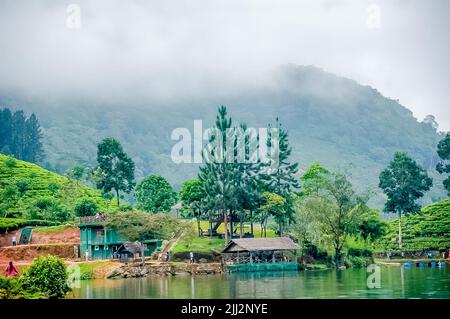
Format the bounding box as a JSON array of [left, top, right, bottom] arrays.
[[347, 247, 373, 257], [47, 182, 60, 194], [303, 242, 329, 260], [0, 277, 44, 299], [15, 180, 29, 196], [20, 255, 70, 298], [4, 156, 17, 168], [27, 198, 71, 223], [0, 218, 59, 233], [345, 255, 371, 268], [34, 197, 53, 211], [74, 198, 98, 217]]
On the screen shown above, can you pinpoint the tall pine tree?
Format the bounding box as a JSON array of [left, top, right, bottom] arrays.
[[0, 108, 43, 163], [262, 118, 299, 235], [25, 113, 44, 163], [198, 106, 239, 244]]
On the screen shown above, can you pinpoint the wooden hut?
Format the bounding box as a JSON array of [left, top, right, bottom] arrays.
[[221, 237, 299, 272]]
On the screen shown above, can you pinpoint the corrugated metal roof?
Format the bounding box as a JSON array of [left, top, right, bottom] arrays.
[[222, 237, 299, 253]]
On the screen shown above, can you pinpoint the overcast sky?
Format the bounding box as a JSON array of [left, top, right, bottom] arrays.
[[1, 0, 449, 130]]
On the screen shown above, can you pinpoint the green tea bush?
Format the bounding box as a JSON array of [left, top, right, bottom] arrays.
[[0, 218, 59, 233]]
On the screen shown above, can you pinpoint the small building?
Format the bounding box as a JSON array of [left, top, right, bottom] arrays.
[[221, 237, 299, 272], [78, 215, 163, 260]]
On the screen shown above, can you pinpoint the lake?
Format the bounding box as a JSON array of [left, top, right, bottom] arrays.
[[71, 265, 450, 299]]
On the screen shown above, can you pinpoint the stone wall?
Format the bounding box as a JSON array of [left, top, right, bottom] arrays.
[[107, 262, 223, 278]]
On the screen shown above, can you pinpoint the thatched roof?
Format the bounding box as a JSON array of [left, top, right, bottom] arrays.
[[222, 237, 299, 253]]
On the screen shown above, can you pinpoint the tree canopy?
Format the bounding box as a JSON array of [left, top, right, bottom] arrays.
[[379, 151, 432, 249], [135, 175, 177, 212], [436, 132, 450, 195], [95, 137, 135, 207], [0, 108, 43, 163]]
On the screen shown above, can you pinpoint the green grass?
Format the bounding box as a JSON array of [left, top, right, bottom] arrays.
[[77, 261, 114, 275], [197, 220, 276, 238], [0, 154, 115, 214], [33, 224, 75, 234], [171, 237, 224, 254], [171, 220, 278, 254]]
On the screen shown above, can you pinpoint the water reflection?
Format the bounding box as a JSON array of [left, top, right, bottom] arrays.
[[72, 265, 450, 299]]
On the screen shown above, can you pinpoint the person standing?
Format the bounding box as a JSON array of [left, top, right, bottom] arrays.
[[12, 235, 17, 246], [189, 251, 194, 264], [4, 261, 19, 277]]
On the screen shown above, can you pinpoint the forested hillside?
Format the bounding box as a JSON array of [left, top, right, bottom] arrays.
[[0, 65, 446, 207]]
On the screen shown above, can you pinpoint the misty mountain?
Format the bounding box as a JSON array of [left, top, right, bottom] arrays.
[[1, 65, 446, 207]]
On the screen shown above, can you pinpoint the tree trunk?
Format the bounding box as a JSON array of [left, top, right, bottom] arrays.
[[229, 213, 233, 240], [250, 210, 254, 235], [116, 188, 120, 207], [240, 217, 243, 238], [196, 209, 202, 237], [335, 248, 341, 268], [224, 210, 228, 244], [398, 211, 402, 251], [209, 212, 213, 236]]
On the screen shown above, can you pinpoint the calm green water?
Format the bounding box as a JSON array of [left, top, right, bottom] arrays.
[[71, 265, 450, 299]]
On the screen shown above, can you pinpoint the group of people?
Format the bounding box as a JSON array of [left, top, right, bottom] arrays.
[[94, 212, 107, 220]]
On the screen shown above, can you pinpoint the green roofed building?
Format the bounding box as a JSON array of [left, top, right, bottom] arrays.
[[78, 215, 163, 261]]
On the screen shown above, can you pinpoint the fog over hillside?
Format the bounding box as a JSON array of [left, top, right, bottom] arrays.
[[0, 1, 449, 208], [1, 65, 447, 208], [0, 0, 449, 129]]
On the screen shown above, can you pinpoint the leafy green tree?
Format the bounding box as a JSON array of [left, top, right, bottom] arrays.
[[290, 195, 321, 253], [300, 162, 329, 196], [95, 137, 135, 207], [106, 211, 183, 241], [67, 164, 85, 182], [74, 198, 98, 217], [302, 171, 369, 267], [27, 197, 70, 222], [179, 179, 205, 235], [356, 209, 387, 241], [379, 152, 432, 250], [136, 175, 177, 212], [262, 118, 299, 235], [256, 192, 285, 237], [21, 255, 70, 298], [105, 211, 184, 263], [436, 133, 450, 195]]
